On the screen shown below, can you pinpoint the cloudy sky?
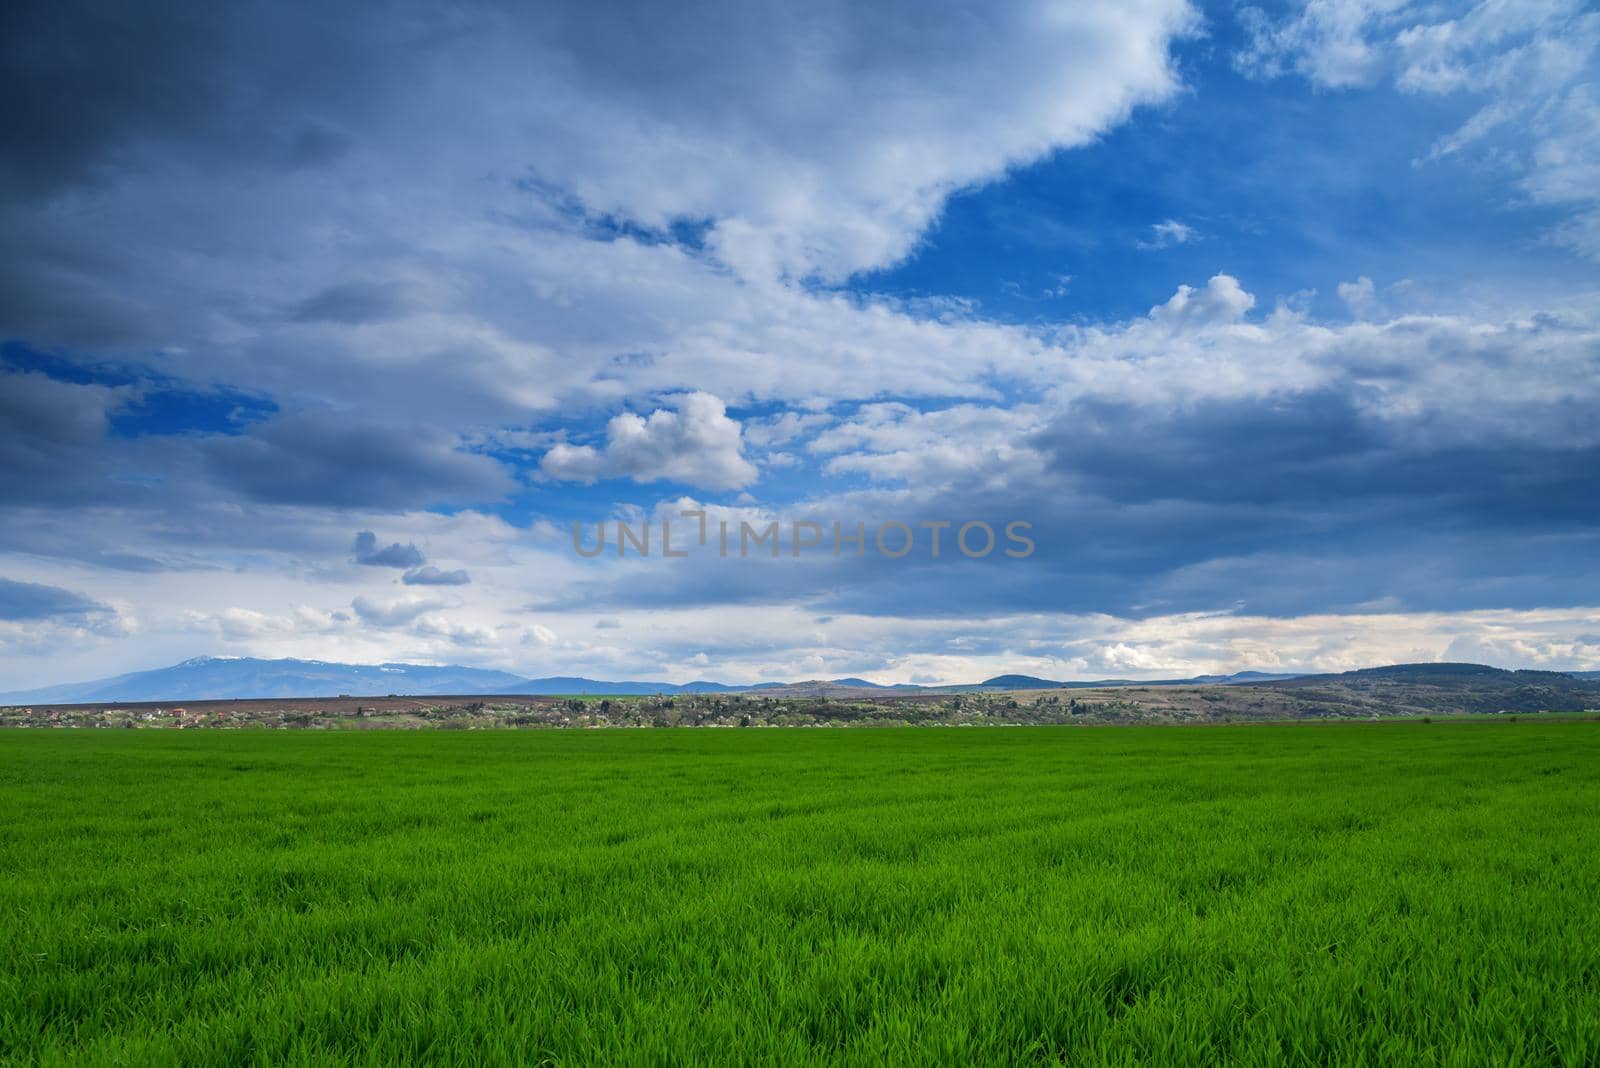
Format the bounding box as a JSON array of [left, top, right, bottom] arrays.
[[3, 0, 1598, 688]]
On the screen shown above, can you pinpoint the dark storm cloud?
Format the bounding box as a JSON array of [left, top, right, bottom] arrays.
[[0, 344, 275, 439], [1031, 389, 1600, 525], [352, 532, 424, 570], [533, 491, 1600, 621], [0, 576, 111, 620], [524, 373, 1600, 620], [0, 2, 224, 198], [1034, 390, 1381, 506], [205, 411, 516, 509], [0, 369, 133, 506], [829, 385, 1600, 615], [0, 2, 399, 200], [1, 359, 511, 514], [292, 281, 417, 325], [0, 0, 451, 351]]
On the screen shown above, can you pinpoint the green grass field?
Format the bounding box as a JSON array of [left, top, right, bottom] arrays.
[[3, 722, 1597, 1065]]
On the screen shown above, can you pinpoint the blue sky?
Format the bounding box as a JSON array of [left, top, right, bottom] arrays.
[[2, 0, 1598, 689], [865, 33, 1584, 323]]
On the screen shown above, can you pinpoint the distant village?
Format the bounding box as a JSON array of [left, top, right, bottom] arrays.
[[0, 690, 1236, 730]]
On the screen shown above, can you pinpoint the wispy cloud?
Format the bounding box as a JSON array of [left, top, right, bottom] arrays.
[[1236, 0, 1600, 260], [1137, 219, 1198, 250]]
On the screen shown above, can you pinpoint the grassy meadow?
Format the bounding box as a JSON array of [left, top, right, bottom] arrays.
[[2, 721, 1597, 1065]]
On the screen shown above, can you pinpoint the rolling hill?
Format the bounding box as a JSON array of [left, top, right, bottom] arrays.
[[1250, 663, 1600, 715]]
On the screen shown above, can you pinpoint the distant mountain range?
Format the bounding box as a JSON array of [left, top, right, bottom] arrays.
[[0, 657, 749, 704], [0, 655, 1592, 706], [0, 656, 1300, 704], [0, 658, 526, 704]]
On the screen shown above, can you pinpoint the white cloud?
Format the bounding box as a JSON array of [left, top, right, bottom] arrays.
[[0, 0, 1201, 457], [743, 411, 834, 449], [1138, 218, 1197, 249], [181, 605, 345, 642], [410, 617, 496, 648], [507, 0, 1199, 281], [1337, 275, 1379, 317], [351, 595, 448, 629], [541, 392, 759, 491], [1034, 275, 1600, 445], [1235, 0, 1412, 87], [1147, 273, 1256, 324], [813, 403, 1049, 488]]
